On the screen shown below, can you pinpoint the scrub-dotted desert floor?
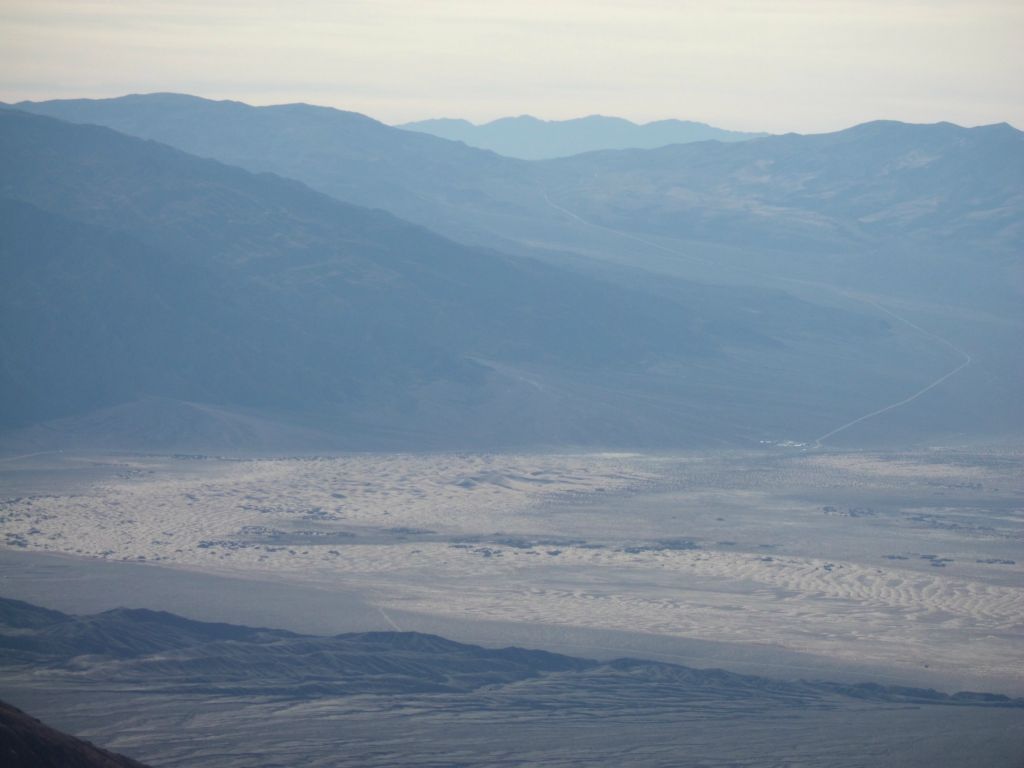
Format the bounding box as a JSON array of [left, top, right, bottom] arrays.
[[1, 447, 1022, 692]]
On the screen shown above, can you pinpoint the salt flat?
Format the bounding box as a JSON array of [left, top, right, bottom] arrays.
[[1, 447, 1021, 693]]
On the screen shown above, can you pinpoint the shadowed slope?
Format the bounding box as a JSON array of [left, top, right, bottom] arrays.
[[3, 107, 932, 450], [0, 701, 151, 768]]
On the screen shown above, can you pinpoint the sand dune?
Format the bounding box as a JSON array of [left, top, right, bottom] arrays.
[[1, 449, 1021, 689]]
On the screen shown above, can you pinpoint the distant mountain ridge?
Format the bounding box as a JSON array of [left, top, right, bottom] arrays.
[[0, 108, 701, 443], [16, 95, 1020, 289], [2, 106, 913, 450], [5, 95, 1022, 448], [397, 114, 767, 159]]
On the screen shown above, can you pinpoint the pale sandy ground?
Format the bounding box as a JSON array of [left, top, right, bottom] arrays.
[[1, 448, 1021, 692]]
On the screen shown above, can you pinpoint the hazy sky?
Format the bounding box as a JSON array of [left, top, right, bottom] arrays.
[[1, 0, 1021, 132]]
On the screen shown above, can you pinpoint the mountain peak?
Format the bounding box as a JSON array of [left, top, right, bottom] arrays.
[[399, 112, 764, 158]]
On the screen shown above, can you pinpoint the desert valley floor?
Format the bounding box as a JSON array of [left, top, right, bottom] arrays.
[[1, 446, 1021, 698]]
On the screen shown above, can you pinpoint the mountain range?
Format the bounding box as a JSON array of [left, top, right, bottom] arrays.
[[2, 94, 1022, 450], [2, 596, 1021, 767], [17, 95, 1021, 295], [397, 114, 766, 159], [0, 106, 922, 450], [0, 108, 759, 446]]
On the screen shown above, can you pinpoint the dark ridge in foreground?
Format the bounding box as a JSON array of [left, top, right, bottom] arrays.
[[1, 596, 1019, 707], [0, 700, 150, 768], [3, 596, 1022, 767]]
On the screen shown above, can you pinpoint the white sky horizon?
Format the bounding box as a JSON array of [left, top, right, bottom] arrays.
[[1, 1, 1021, 134]]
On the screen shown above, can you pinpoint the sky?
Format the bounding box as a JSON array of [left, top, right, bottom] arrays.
[[1, 0, 1021, 132]]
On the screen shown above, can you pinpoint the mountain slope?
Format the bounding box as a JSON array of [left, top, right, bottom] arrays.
[[398, 114, 766, 159], [10, 93, 525, 248], [0, 109, 664, 441], [17, 96, 1021, 316], [2, 597, 1022, 767], [5, 103, 1019, 448], [0, 701, 151, 768], [2, 107, 921, 450], [15, 95, 1021, 293], [538, 120, 1024, 297]]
